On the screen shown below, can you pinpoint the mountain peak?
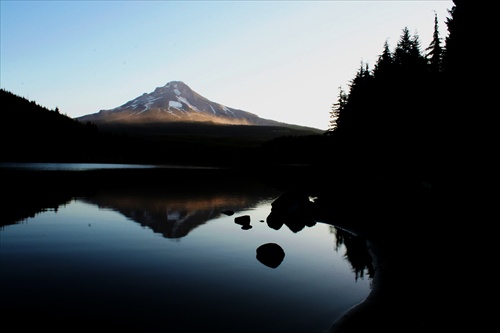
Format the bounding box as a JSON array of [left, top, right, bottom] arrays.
[[75, 81, 320, 132], [77, 80, 280, 126], [164, 80, 187, 87]]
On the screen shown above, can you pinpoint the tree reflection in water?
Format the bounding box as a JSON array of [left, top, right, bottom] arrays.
[[261, 189, 374, 280], [331, 226, 374, 281]]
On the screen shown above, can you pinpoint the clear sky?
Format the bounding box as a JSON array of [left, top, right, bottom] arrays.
[[1, 0, 453, 130]]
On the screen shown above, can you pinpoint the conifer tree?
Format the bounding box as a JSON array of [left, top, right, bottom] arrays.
[[347, 61, 372, 98], [426, 11, 443, 74], [328, 86, 347, 132], [373, 39, 393, 79], [394, 27, 413, 67], [394, 27, 426, 73]]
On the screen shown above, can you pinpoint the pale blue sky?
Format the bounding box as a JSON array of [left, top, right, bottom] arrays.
[[1, 1, 453, 130]]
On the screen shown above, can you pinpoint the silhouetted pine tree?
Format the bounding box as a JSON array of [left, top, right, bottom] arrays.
[[393, 27, 412, 68], [373, 39, 393, 79], [327, 86, 347, 132], [335, 62, 375, 137], [393, 27, 427, 77], [426, 12, 443, 74]]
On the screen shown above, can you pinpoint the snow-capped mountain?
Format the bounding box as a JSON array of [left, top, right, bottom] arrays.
[[77, 81, 290, 126]]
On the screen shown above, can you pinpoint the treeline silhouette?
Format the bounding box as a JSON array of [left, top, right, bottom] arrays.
[[1, 89, 112, 163], [322, 26, 440, 183], [320, 0, 488, 188]]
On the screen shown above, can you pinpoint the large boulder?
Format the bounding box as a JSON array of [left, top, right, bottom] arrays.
[[266, 190, 315, 232]]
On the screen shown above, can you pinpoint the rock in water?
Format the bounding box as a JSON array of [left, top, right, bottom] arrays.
[[256, 243, 285, 268]]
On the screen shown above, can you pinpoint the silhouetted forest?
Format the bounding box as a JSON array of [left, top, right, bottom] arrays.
[[1, 89, 115, 163], [322, 0, 489, 188]]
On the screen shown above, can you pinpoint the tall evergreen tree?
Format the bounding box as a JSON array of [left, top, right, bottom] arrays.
[[373, 39, 393, 79], [393, 27, 413, 66], [409, 31, 423, 58], [426, 11, 443, 74], [328, 86, 347, 132], [393, 27, 426, 74]]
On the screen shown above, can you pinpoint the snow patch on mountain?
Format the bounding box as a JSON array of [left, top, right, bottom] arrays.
[[169, 101, 183, 108], [177, 96, 200, 112], [138, 96, 161, 114], [222, 105, 235, 116]]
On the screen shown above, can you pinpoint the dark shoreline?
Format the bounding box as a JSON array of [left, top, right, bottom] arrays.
[[313, 173, 483, 333]]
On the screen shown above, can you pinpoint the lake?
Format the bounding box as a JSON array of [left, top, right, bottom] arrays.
[[0, 164, 372, 332]]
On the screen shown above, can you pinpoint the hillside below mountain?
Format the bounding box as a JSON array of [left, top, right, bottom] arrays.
[[1, 88, 103, 162]]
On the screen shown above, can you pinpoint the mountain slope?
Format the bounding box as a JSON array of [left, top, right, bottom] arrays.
[[77, 81, 307, 128]]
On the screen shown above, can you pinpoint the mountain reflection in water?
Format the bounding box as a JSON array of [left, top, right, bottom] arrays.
[[0, 167, 373, 333], [81, 189, 262, 238]]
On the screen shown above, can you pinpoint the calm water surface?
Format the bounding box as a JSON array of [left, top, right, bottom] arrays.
[[0, 165, 372, 332], [0, 162, 161, 170]]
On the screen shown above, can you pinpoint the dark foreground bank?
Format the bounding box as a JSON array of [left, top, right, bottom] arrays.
[[309, 173, 488, 333]]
